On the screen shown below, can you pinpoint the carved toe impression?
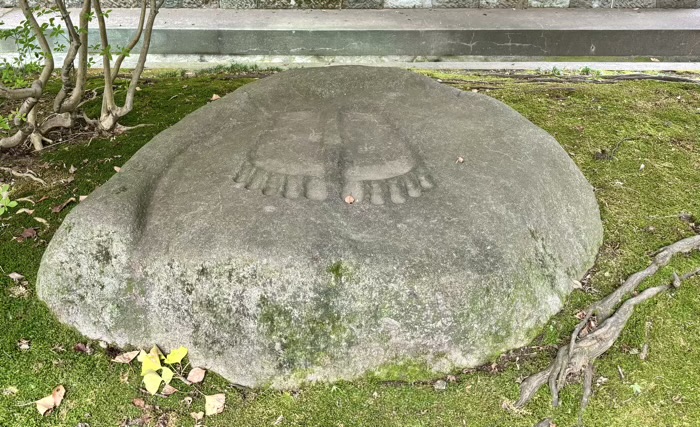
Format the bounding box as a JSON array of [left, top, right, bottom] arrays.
[[234, 109, 434, 204], [339, 111, 433, 205], [235, 111, 328, 200]]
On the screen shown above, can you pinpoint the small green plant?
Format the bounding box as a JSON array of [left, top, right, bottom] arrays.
[[580, 66, 592, 76], [0, 184, 18, 216], [551, 66, 563, 76]]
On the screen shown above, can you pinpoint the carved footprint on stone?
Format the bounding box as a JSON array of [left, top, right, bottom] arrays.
[[339, 111, 434, 205], [233, 111, 328, 200], [234, 110, 434, 204]]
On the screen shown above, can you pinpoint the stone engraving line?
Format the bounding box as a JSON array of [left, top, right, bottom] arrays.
[[232, 110, 435, 204]]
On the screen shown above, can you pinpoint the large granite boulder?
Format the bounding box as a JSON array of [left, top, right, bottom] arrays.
[[37, 66, 603, 388]]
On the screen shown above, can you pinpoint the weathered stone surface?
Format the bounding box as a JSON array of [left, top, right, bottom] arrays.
[[384, 0, 430, 6], [38, 66, 602, 388], [432, 0, 478, 7], [657, 0, 695, 7], [570, 0, 657, 6], [342, 0, 383, 8], [259, 0, 341, 7], [529, 0, 569, 7], [479, 0, 527, 8], [221, 0, 256, 7]]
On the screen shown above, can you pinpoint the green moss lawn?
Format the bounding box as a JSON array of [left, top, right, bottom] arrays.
[[1, 68, 699, 426]]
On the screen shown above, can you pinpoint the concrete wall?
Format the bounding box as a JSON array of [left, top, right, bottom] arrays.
[[4, 0, 699, 8]]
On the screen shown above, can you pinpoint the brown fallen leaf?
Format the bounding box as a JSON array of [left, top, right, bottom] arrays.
[[162, 384, 178, 396], [52, 197, 77, 213], [133, 398, 146, 409], [79, 195, 88, 202], [204, 393, 225, 416], [16, 208, 34, 215], [20, 228, 37, 240], [74, 343, 93, 354], [36, 385, 65, 416], [8, 272, 24, 282], [114, 166, 122, 173], [112, 350, 140, 364], [18, 339, 31, 351], [186, 367, 206, 384], [190, 411, 204, 421], [69, 165, 77, 174], [210, 94, 221, 101]]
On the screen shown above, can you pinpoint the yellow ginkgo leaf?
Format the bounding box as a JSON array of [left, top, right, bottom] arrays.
[[136, 350, 147, 362], [161, 367, 174, 385], [141, 353, 162, 376], [164, 346, 188, 365], [149, 345, 166, 360], [143, 371, 162, 395]]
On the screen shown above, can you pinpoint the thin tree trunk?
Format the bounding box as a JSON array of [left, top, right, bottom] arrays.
[[0, 0, 54, 149]]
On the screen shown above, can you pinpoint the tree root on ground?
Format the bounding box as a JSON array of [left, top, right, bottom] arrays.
[[0, 167, 47, 186], [516, 235, 700, 416]]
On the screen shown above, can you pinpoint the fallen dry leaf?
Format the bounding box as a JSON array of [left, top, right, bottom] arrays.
[[36, 395, 54, 416], [52, 197, 77, 214], [204, 393, 225, 416], [79, 195, 88, 202], [16, 208, 34, 215], [69, 165, 77, 174], [15, 197, 34, 205], [112, 350, 140, 364], [8, 272, 24, 282], [650, 57, 660, 62], [52, 385, 65, 407], [114, 166, 122, 173], [162, 384, 178, 396], [344, 195, 355, 205], [20, 228, 37, 240], [186, 367, 206, 384], [9, 285, 29, 298], [18, 339, 31, 351], [190, 411, 204, 421], [2, 386, 18, 396], [210, 94, 221, 101], [74, 343, 92, 354], [133, 398, 146, 409], [456, 156, 464, 164], [36, 385, 65, 416]]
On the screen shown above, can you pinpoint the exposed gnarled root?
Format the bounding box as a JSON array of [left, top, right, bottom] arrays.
[[516, 235, 700, 413]]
